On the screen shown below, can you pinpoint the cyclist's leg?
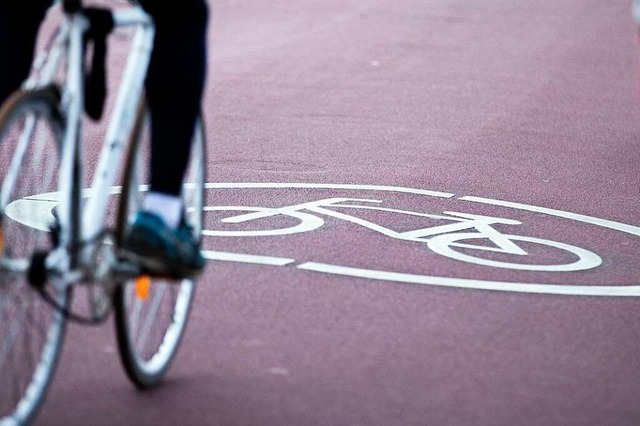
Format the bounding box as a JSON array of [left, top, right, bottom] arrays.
[[124, 0, 208, 276], [139, 0, 208, 226], [0, 2, 52, 104]]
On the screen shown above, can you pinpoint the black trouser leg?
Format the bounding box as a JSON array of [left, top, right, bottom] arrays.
[[0, 2, 52, 104], [139, 0, 209, 196]]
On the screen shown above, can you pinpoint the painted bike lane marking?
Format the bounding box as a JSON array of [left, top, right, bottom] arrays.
[[6, 183, 640, 297]]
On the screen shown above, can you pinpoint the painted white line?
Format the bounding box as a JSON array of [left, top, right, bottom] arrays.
[[202, 206, 325, 237], [204, 182, 455, 199], [460, 196, 640, 237], [201, 250, 295, 266], [296, 262, 640, 297], [20, 186, 128, 202], [4, 199, 58, 232]]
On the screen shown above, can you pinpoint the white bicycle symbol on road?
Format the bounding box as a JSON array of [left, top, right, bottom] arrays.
[[203, 197, 602, 272], [8, 182, 640, 296]]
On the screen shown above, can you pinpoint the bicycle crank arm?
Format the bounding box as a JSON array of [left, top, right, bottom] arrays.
[[28, 250, 83, 292], [109, 258, 144, 282]]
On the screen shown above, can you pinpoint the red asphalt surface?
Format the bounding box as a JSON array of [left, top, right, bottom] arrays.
[[30, 0, 640, 425]]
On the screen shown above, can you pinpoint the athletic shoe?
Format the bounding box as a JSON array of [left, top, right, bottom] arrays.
[[123, 211, 206, 278]]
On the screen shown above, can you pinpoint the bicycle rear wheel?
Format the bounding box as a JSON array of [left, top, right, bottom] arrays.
[[114, 104, 205, 388], [0, 87, 70, 425]]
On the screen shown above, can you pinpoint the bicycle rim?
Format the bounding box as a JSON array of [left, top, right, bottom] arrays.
[[114, 105, 205, 388], [0, 88, 69, 425]]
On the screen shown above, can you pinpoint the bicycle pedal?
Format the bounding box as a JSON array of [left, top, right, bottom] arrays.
[[117, 249, 189, 281], [113, 258, 143, 279], [113, 257, 177, 280]]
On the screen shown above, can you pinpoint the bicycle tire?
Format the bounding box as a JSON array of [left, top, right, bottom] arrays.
[[0, 87, 71, 425], [114, 103, 205, 388]]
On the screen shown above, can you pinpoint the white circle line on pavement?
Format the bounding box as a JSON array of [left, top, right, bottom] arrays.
[[296, 262, 640, 297], [202, 250, 295, 266], [459, 196, 640, 237], [7, 182, 640, 297], [203, 182, 456, 199], [196, 251, 640, 297]]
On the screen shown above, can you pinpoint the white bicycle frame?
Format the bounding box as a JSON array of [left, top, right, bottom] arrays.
[[31, 4, 154, 266]]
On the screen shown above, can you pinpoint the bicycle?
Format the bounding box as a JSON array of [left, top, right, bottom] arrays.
[[0, 0, 206, 424]]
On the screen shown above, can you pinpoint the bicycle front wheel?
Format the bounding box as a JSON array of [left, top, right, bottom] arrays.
[[0, 87, 70, 425], [114, 105, 206, 388]]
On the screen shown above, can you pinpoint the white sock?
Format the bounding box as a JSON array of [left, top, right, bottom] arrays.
[[143, 192, 183, 230]]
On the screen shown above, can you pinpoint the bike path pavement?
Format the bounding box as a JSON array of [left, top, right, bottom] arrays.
[[36, 0, 640, 425]]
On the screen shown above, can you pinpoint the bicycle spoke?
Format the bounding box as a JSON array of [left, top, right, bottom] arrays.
[[1, 116, 35, 209], [135, 284, 167, 355], [128, 285, 143, 338]]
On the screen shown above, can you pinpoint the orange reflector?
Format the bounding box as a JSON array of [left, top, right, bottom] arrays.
[[0, 227, 4, 255], [135, 275, 151, 300]]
